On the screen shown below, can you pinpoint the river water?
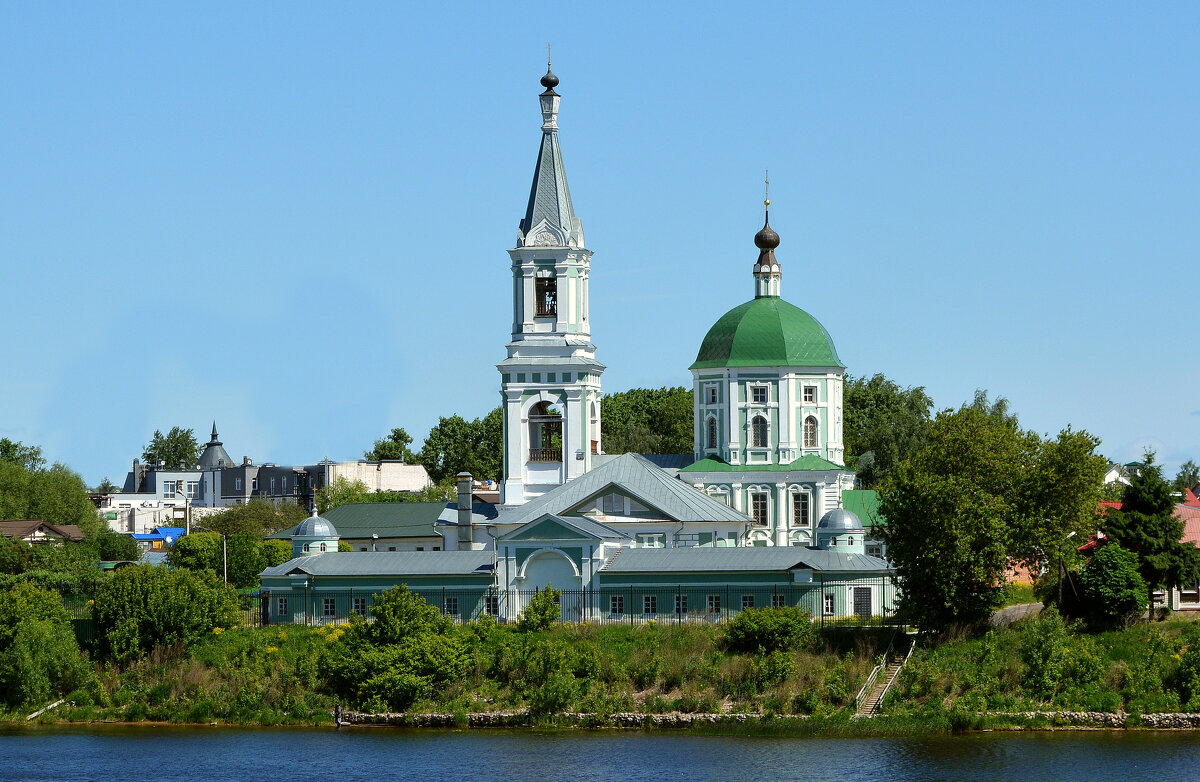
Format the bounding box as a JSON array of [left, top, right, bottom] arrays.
[[3, 726, 1199, 781]]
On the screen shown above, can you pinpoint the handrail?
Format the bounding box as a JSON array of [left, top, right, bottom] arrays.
[[854, 630, 898, 712], [870, 634, 917, 715]]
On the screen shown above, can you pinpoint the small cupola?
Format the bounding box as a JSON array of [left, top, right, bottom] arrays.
[[753, 172, 782, 298], [292, 506, 339, 557], [816, 508, 864, 555]]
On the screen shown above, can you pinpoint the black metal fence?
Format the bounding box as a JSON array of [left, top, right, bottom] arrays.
[[262, 578, 899, 628]]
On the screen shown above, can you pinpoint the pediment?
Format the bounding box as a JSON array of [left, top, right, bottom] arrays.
[[503, 515, 596, 542]]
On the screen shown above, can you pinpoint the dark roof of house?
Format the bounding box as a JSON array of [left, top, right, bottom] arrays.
[[0, 520, 85, 542], [261, 550, 496, 578], [269, 502, 496, 540]]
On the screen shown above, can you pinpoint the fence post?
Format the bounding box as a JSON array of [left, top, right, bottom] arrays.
[[676, 585, 681, 626], [725, 585, 729, 623], [629, 585, 633, 625]]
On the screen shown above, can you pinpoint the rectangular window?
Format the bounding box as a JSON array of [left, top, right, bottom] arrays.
[[161, 480, 175, 497], [235, 477, 242, 491], [751, 494, 768, 526], [741, 594, 755, 610], [643, 595, 657, 615], [322, 597, 336, 618], [803, 386, 816, 403], [610, 595, 624, 615], [185, 481, 199, 499], [602, 493, 625, 515], [282, 477, 288, 491], [415, 547, 424, 552], [433, 546, 440, 551], [823, 593, 835, 616], [269, 477, 276, 492], [277, 596, 288, 616], [484, 595, 500, 616], [636, 533, 665, 549], [535, 273, 557, 317], [771, 594, 787, 609], [706, 386, 717, 404], [444, 596, 459, 616], [751, 385, 768, 403], [359, 547, 367, 551], [866, 544, 883, 558], [675, 594, 689, 614], [352, 597, 367, 617], [388, 546, 397, 552], [707, 594, 721, 614], [793, 493, 810, 527], [252, 478, 258, 492]]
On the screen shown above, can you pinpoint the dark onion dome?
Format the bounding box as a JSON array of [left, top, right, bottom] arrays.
[[817, 508, 864, 531], [754, 219, 780, 250], [691, 297, 844, 369], [540, 67, 559, 93]]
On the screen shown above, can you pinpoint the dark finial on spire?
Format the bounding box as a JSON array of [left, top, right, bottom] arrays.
[[540, 44, 559, 94], [210, 421, 220, 443]]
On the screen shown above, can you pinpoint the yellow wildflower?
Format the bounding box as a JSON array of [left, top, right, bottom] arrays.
[[212, 627, 224, 635], [265, 646, 279, 654]]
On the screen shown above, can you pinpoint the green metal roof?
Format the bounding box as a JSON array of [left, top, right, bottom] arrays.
[[679, 454, 844, 473], [842, 489, 885, 529], [601, 547, 891, 574], [268, 502, 451, 540], [690, 296, 844, 370]]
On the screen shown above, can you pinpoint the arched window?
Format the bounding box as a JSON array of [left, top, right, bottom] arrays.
[[706, 416, 718, 449], [535, 269, 557, 317], [529, 401, 563, 462], [590, 401, 600, 455], [751, 416, 768, 448], [319, 543, 327, 552], [803, 416, 818, 449]]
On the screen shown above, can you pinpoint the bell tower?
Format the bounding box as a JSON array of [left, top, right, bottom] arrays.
[[497, 61, 604, 506]]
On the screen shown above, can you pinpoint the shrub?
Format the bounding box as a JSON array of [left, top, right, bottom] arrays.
[[723, 606, 815, 653], [93, 565, 239, 663], [517, 585, 561, 632], [1079, 543, 1148, 628], [0, 585, 91, 708], [367, 585, 451, 644]]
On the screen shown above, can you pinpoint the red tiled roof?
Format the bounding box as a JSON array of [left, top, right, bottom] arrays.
[[1178, 504, 1200, 547], [1181, 488, 1200, 508]]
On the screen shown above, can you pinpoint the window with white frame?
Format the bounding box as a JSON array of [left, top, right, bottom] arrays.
[[235, 477, 242, 491], [353, 597, 367, 616], [637, 533, 665, 549], [270, 477, 276, 493], [319, 543, 327, 552], [252, 477, 258, 492], [751, 385, 768, 404], [803, 416, 818, 448], [706, 416, 718, 449], [185, 481, 199, 499], [610, 595, 624, 615], [323, 597, 336, 617], [803, 385, 816, 403], [866, 544, 883, 558], [771, 594, 787, 608], [161, 480, 176, 497], [484, 595, 500, 616], [792, 492, 811, 527], [675, 594, 689, 614], [282, 477, 288, 491], [751, 416, 768, 448], [706, 386, 718, 404], [277, 595, 288, 616], [706, 594, 721, 613], [750, 493, 768, 526], [741, 594, 755, 610], [444, 596, 459, 616], [823, 593, 835, 616], [643, 595, 657, 615]]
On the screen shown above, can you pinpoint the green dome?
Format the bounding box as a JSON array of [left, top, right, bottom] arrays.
[[690, 297, 844, 370]]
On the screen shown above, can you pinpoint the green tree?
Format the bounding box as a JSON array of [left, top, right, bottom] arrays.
[[0, 438, 45, 471], [1175, 460, 1200, 491], [92, 528, 140, 562], [226, 531, 267, 588], [142, 427, 201, 470], [95, 477, 118, 494], [167, 532, 222, 572], [365, 427, 417, 462], [317, 476, 374, 513], [261, 539, 293, 568], [880, 394, 1106, 631], [1079, 543, 1148, 627], [843, 373, 933, 488], [197, 499, 306, 538], [601, 387, 694, 455], [92, 565, 238, 662], [1102, 453, 1200, 611], [517, 585, 562, 632], [0, 455, 101, 534], [417, 408, 502, 483], [0, 585, 88, 709]]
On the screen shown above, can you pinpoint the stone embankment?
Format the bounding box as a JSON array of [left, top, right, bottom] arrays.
[[989, 711, 1200, 729], [340, 710, 766, 728], [340, 708, 1200, 730]]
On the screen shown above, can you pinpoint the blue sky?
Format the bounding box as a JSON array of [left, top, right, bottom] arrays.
[[1, 3, 1197, 485]]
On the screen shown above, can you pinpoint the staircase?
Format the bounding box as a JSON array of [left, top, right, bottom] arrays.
[[854, 633, 914, 717]]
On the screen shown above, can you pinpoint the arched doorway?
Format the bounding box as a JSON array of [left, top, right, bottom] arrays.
[[522, 550, 583, 621]]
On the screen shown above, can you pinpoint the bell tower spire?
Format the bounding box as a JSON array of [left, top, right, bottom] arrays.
[[498, 62, 604, 507]]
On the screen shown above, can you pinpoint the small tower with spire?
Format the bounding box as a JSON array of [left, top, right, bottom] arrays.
[[497, 59, 605, 506], [753, 171, 782, 298]]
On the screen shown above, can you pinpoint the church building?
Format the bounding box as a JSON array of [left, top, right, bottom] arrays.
[[260, 64, 892, 624]]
